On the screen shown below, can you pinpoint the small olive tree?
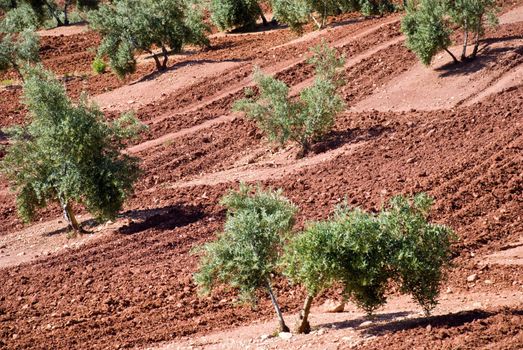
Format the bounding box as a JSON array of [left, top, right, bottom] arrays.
[[194, 184, 297, 332], [88, 0, 209, 77], [402, 0, 497, 65], [284, 206, 393, 333], [0, 29, 40, 81], [234, 42, 345, 158], [283, 194, 455, 332], [209, 0, 268, 31], [282, 219, 344, 334], [383, 193, 456, 315], [0, 66, 144, 232]]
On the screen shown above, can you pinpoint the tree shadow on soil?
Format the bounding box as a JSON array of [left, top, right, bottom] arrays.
[[228, 20, 287, 34], [131, 58, 246, 84], [320, 309, 502, 336], [436, 38, 523, 78], [43, 218, 99, 237], [117, 204, 205, 235], [320, 311, 413, 331], [311, 125, 392, 155], [328, 17, 365, 29]]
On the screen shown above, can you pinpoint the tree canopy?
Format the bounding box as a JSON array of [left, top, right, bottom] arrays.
[[88, 0, 210, 77], [0, 29, 40, 80], [209, 0, 268, 31], [234, 42, 346, 158], [0, 66, 144, 232], [402, 0, 498, 65], [194, 184, 297, 332]]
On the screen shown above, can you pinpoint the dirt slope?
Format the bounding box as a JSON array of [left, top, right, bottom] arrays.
[[0, 3, 522, 350]]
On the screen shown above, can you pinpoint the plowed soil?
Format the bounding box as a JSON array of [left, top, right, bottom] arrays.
[[0, 2, 522, 350]]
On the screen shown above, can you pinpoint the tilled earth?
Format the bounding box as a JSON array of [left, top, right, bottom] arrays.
[[0, 3, 522, 350]]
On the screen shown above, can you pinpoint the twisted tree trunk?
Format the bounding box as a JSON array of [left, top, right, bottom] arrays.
[[61, 201, 83, 232], [295, 295, 314, 334]]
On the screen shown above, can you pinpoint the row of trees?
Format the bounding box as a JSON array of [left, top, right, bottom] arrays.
[[1, 0, 499, 79], [0, 0, 98, 32], [194, 185, 455, 333]]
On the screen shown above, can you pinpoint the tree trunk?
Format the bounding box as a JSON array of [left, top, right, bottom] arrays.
[[161, 45, 169, 69], [470, 21, 481, 59], [295, 295, 314, 334], [296, 140, 310, 159], [146, 49, 164, 71], [62, 201, 83, 233], [444, 48, 459, 64], [461, 21, 468, 61], [46, 1, 63, 26], [63, 0, 71, 26], [310, 14, 322, 30], [260, 11, 268, 26], [266, 280, 290, 333]]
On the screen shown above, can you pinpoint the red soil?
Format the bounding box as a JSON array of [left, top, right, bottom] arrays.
[[0, 3, 522, 350]]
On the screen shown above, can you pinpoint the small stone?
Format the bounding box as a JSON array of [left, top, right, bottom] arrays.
[[321, 299, 345, 313], [84, 278, 93, 286], [279, 332, 292, 340], [17, 252, 25, 256], [260, 334, 270, 341], [406, 157, 416, 164], [317, 329, 325, 336], [467, 274, 478, 282], [426, 325, 432, 332], [446, 287, 453, 294], [359, 321, 372, 327], [484, 279, 494, 285], [12, 334, 18, 340]]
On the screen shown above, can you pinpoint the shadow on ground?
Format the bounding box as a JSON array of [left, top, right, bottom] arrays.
[[118, 204, 205, 234], [436, 38, 523, 78], [311, 125, 392, 155]]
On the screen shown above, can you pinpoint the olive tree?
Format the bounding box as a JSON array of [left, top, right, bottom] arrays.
[[283, 194, 455, 332], [0, 29, 40, 81], [88, 0, 209, 77], [383, 193, 456, 315], [209, 0, 268, 31], [0, 66, 144, 232], [401, 0, 497, 65], [234, 42, 345, 158], [194, 184, 297, 332]]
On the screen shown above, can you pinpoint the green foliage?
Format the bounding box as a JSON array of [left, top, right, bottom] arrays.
[[234, 42, 345, 157], [0, 29, 40, 79], [401, 0, 498, 65], [88, 0, 210, 77], [210, 0, 263, 31], [284, 193, 454, 325], [272, 0, 394, 32], [0, 3, 39, 33], [194, 184, 297, 303], [402, 0, 453, 65], [383, 193, 456, 314], [91, 56, 106, 74], [0, 66, 143, 223]]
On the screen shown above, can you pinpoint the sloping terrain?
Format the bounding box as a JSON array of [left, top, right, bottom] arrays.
[[0, 2, 522, 350]]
